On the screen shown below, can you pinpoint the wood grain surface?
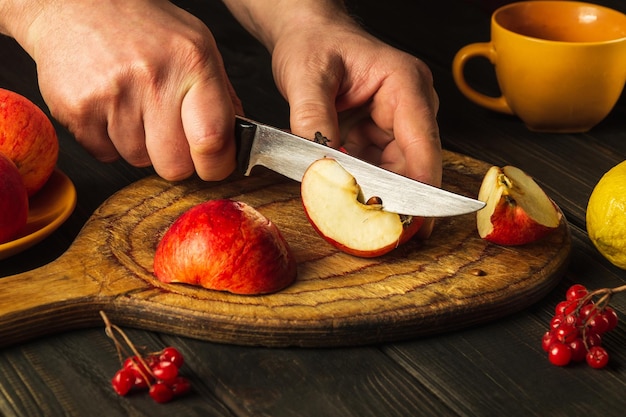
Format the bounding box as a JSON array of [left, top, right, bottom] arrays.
[[0, 150, 570, 347]]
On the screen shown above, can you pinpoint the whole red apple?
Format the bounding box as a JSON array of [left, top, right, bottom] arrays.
[[477, 165, 562, 245], [301, 158, 423, 257], [153, 199, 297, 295], [0, 152, 29, 244], [0, 88, 59, 196]]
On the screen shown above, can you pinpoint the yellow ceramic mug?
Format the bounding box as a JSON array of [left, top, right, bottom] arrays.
[[452, 1, 626, 133]]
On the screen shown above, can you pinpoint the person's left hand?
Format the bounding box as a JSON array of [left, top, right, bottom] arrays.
[[270, 16, 441, 236]]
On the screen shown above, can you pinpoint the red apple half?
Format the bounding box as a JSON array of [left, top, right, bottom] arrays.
[[477, 165, 562, 245], [153, 199, 297, 295], [0, 152, 29, 243], [301, 158, 423, 258]]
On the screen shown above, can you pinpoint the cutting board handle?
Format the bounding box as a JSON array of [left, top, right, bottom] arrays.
[[0, 252, 104, 345], [0, 219, 151, 346]]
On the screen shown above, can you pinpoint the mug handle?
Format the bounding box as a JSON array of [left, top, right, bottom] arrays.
[[452, 42, 513, 115]]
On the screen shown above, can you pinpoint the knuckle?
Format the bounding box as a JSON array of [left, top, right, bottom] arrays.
[[188, 130, 228, 156], [156, 163, 195, 182], [290, 102, 334, 140]]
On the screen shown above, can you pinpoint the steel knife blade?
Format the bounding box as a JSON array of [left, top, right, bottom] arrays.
[[234, 115, 485, 217]]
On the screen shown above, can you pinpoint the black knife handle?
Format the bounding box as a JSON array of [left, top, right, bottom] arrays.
[[234, 116, 256, 175]]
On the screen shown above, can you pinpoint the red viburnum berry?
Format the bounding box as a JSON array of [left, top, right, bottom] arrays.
[[152, 361, 179, 383], [159, 347, 185, 369], [566, 284, 588, 301], [111, 368, 134, 396], [548, 342, 572, 366], [586, 346, 609, 369], [149, 381, 174, 403]]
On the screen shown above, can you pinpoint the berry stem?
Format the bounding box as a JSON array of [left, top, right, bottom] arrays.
[[578, 284, 626, 312], [577, 285, 626, 352], [100, 311, 155, 385]]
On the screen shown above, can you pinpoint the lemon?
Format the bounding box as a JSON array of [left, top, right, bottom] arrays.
[[586, 160, 626, 269]]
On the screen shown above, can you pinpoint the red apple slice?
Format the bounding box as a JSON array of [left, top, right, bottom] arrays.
[[154, 199, 297, 295], [477, 165, 562, 245], [301, 158, 423, 258]]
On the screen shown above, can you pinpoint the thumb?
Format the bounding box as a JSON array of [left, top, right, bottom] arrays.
[[285, 78, 342, 148]]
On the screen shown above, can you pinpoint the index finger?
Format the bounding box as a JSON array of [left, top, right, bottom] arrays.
[[370, 71, 442, 187], [393, 91, 442, 187], [181, 76, 242, 181]]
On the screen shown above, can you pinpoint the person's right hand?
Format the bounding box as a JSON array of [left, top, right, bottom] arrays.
[[7, 0, 243, 181]]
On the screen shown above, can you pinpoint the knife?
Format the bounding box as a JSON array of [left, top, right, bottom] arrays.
[[234, 115, 484, 217]]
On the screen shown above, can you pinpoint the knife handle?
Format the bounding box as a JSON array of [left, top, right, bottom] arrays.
[[234, 116, 256, 175]]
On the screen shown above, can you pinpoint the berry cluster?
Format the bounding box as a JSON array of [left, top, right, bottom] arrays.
[[101, 312, 191, 403], [542, 284, 623, 369], [111, 347, 191, 403]]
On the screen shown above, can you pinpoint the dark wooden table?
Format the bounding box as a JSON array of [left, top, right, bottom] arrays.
[[2, 1, 626, 416]]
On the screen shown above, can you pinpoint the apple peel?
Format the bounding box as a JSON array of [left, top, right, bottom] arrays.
[[301, 158, 423, 258], [477, 165, 562, 245], [153, 199, 297, 295]]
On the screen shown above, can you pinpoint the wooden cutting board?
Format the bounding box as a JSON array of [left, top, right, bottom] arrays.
[[0, 150, 570, 347]]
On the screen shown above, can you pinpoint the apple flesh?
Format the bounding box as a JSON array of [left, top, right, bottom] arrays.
[[301, 158, 423, 258], [0, 152, 29, 243], [0, 88, 59, 196], [477, 165, 562, 245], [153, 199, 297, 295]]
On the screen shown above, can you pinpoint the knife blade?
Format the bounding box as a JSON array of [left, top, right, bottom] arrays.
[[234, 115, 485, 217]]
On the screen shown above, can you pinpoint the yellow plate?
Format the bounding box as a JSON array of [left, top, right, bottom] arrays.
[[0, 169, 77, 260]]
